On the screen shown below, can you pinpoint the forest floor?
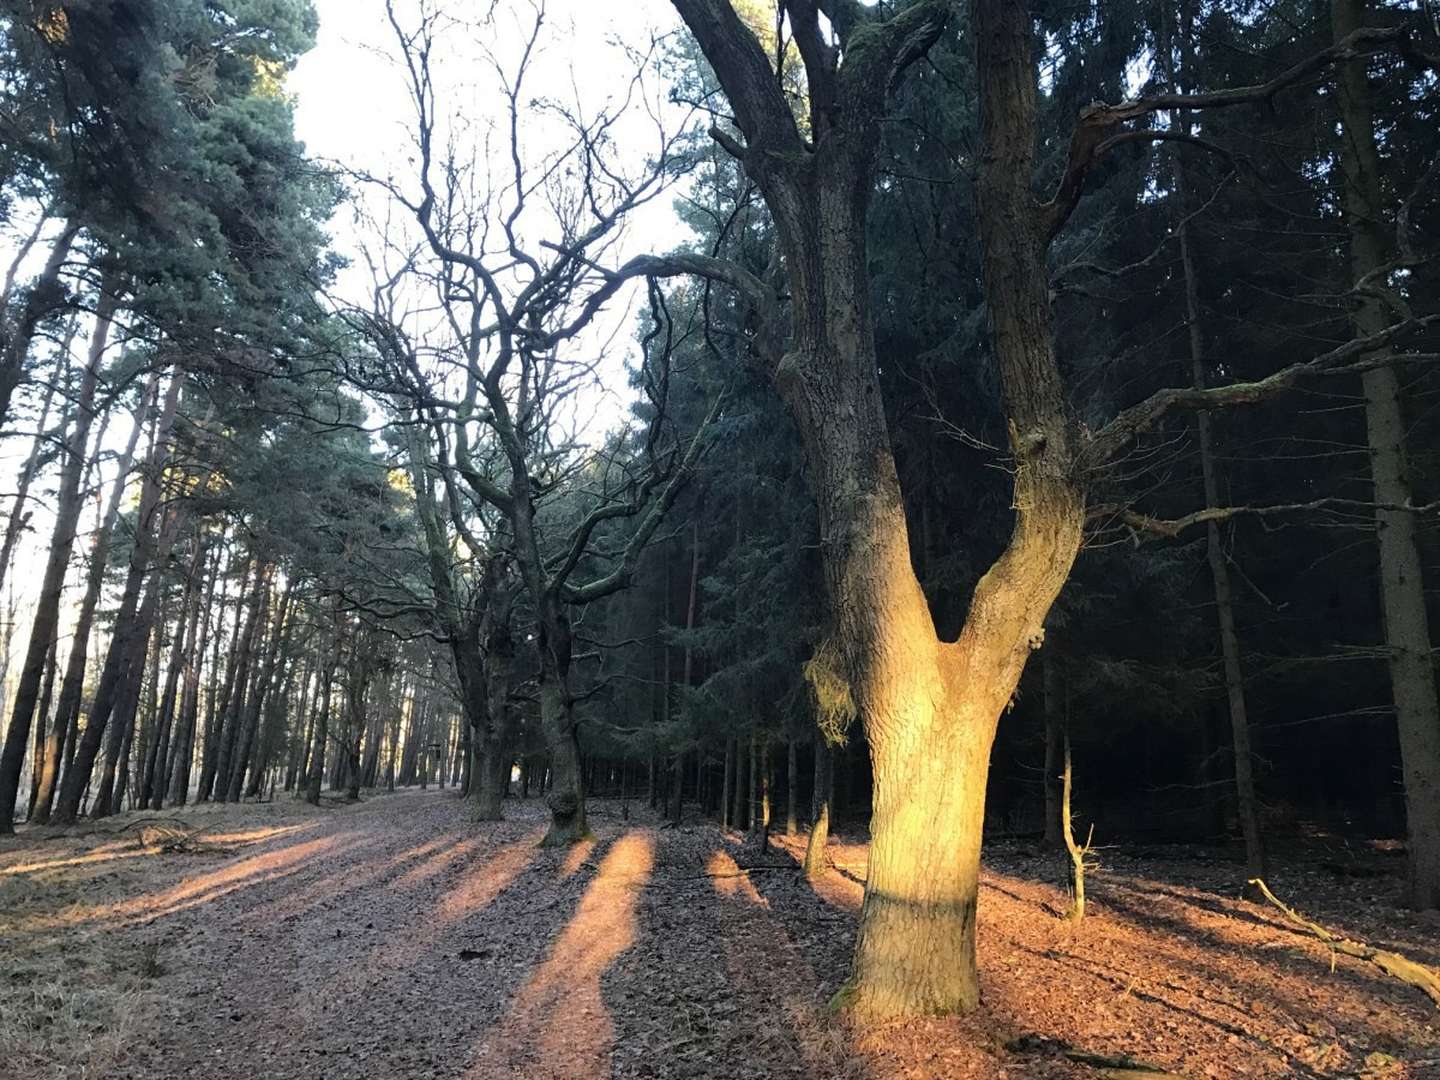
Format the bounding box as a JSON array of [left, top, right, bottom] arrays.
[[3, 789, 1439, 1079]]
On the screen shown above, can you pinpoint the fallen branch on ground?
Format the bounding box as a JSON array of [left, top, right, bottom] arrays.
[[1007, 1034, 1176, 1075], [1248, 878, 1440, 1008]]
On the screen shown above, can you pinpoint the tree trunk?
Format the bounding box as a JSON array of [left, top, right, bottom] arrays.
[[211, 561, 271, 803], [167, 535, 222, 807], [803, 737, 832, 878], [305, 612, 342, 806], [0, 219, 79, 431], [1163, 9, 1267, 886], [229, 576, 292, 801], [90, 495, 185, 819], [721, 737, 734, 829], [0, 280, 116, 833], [0, 369, 59, 599], [1333, 0, 1440, 911], [198, 554, 252, 801], [785, 737, 798, 836], [1043, 648, 1064, 850]]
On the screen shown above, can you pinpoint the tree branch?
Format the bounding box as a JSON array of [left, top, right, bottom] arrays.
[[1082, 314, 1440, 469]]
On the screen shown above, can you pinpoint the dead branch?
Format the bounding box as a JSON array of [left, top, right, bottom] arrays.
[[1248, 878, 1440, 1008]]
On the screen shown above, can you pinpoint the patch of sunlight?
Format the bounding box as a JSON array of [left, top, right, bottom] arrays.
[[435, 831, 542, 926], [392, 836, 488, 888], [471, 830, 656, 1077], [3, 844, 154, 877], [255, 834, 449, 919], [557, 835, 599, 879], [706, 849, 766, 904], [108, 835, 342, 923]]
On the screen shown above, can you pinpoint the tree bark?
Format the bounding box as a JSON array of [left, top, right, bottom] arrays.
[[305, 607, 342, 806], [786, 737, 798, 836], [1333, 0, 1440, 910]]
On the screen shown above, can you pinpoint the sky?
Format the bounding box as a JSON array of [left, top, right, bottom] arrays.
[[288, 0, 700, 440]]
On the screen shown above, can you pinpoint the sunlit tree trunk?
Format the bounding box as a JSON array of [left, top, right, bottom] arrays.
[[670, 0, 1083, 1018], [802, 737, 832, 878], [1334, 0, 1440, 910]]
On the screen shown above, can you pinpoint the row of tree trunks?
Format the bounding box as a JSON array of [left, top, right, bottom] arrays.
[[0, 278, 119, 832], [52, 371, 184, 825], [27, 374, 153, 823]]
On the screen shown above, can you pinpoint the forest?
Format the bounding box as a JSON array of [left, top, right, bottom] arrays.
[[1, 0, 1438, 1077]]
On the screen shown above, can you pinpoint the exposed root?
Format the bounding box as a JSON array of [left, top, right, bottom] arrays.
[[1248, 878, 1440, 1008]]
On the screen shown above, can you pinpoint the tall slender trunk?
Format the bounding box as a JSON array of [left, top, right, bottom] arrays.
[[785, 738, 798, 836], [305, 605, 343, 805], [0, 219, 79, 431], [0, 278, 116, 832], [24, 633, 59, 820], [33, 386, 151, 823], [198, 554, 252, 801], [1042, 648, 1065, 850], [165, 536, 219, 807], [144, 540, 202, 807], [54, 375, 183, 824], [803, 736, 832, 877], [229, 577, 291, 801], [211, 562, 272, 802], [91, 500, 184, 818], [1163, 0, 1266, 886], [0, 368, 60, 598], [720, 737, 733, 829], [1333, 0, 1440, 910]]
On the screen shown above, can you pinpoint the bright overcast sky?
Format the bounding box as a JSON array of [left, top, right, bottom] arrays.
[[289, 0, 699, 439]]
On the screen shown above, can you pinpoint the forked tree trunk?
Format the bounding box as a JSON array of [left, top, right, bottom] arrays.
[[670, 0, 1083, 1018], [1333, 0, 1440, 911]]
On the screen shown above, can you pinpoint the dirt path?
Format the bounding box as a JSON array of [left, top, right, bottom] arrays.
[[5, 790, 1440, 1078]]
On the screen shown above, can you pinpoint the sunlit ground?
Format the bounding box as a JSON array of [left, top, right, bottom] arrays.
[[3, 791, 1438, 1079]]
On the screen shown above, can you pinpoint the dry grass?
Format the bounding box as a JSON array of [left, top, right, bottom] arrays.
[[0, 798, 325, 1079]]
